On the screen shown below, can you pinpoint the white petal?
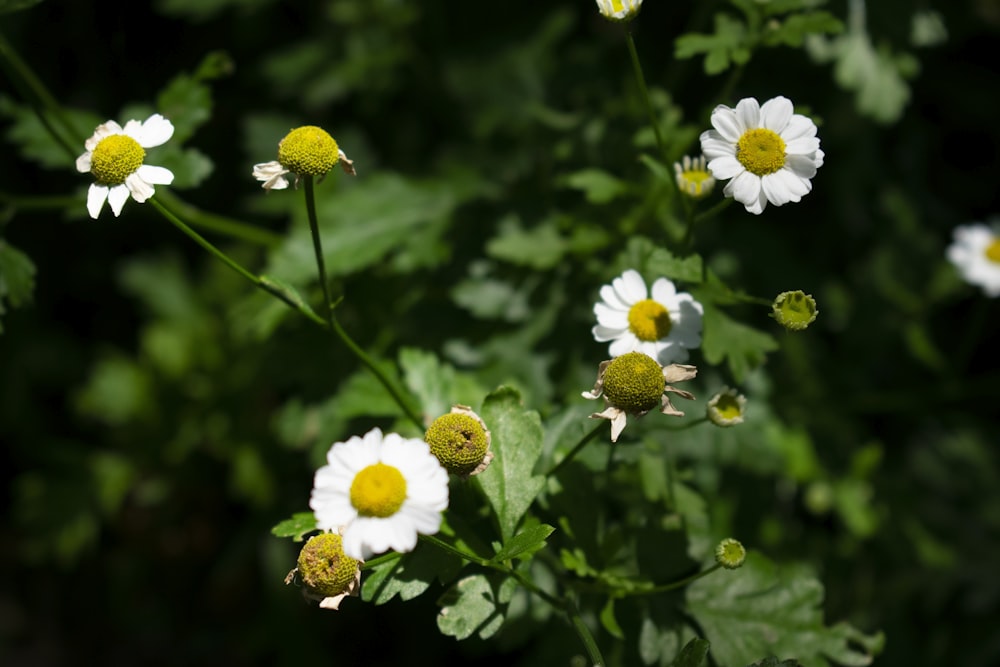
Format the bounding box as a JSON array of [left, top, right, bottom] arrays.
[[784, 136, 820, 156], [726, 171, 762, 208], [615, 270, 648, 303], [609, 411, 628, 442], [595, 302, 629, 329], [131, 114, 175, 148], [85, 121, 123, 151], [707, 156, 744, 181], [709, 106, 742, 142], [125, 173, 155, 203], [734, 97, 761, 131], [781, 114, 817, 142], [599, 284, 630, 310], [136, 164, 174, 186], [700, 136, 737, 160], [760, 96, 793, 132], [76, 151, 92, 174], [86, 183, 109, 219], [657, 344, 689, 365], [812, 148, 825, 169], [609, 334, 638, 357], [107, 184, 130, 216], [592, 324, 628, 342], [651, 278, 677, 304], [761, 172, 795, 206], [784, 154, 818, 181], [399, 501, 443, 535]]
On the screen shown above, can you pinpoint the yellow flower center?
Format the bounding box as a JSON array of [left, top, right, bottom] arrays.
[[90, 135, 145, 185], [985, 238, 1000, 264], [425, 413, 489, 477], [628, 299, 672, 341], [714, 394, 743, 420], [350, 463, 407, 518], [296, 533, 360, 596], [278, 125, 340, 176], [602, 352, 665, 413], [736, 128, 786, 176], [679, 168, 714, 197]]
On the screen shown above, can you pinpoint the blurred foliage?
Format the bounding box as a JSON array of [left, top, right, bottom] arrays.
[[2, 0, 999, 666]]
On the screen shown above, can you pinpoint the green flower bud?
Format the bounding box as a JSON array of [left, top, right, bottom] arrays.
[[771, 291, 818, 331], [715, 538, 747, 570]]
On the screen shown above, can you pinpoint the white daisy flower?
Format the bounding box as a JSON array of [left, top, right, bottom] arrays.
[[946, 223, 1000, 297], [252, 125, 355, 191], [592, 269, 703, 365], [310, 427, 449, 561], [699, 96, 824, 215], [76, 114, 175, 219], [596, 0, 643, 22]]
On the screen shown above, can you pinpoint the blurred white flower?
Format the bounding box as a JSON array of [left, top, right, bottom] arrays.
[[595, 0, 642, 22], [946, 223, 1000, 297]]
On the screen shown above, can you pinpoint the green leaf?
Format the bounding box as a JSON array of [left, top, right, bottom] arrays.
[[491, 523, 555, 562], [270, 512, 317, 541], [399, 347, 488, 421], [0, 96, 102, 168], [473, 386, 546, 541], [619, 237, 703, 286], [0, 240, 36, 333], [687, 553, 885, 667], [763, 12, 843, 48], [156, 73, 213, 144], [701, 305, 778, 382], [486, 215, 569, 270], [362, 543, 461, 605], [674, 14, 749, 76], [256, 275, 321, 321], [600, 597, 625, 640], [673, 637, 711, 667], [437, 572, 517, 640], [745, 658, 801, 667], [562, 168, 628, 204], [156, 147, 214, 189]]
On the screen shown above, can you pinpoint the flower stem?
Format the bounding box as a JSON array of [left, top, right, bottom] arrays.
[[567, 596, 607, 667], [693, 196, 733, 225], [156, 190, 282, 247], [625, 29, 668, 163], [547, 421, 606, 477], [302, 176, 335, 329], [628, 563, 723, 596]]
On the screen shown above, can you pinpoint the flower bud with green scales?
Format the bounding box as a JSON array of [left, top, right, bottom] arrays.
[[771, 290, 818, 331], [715, 538, 747, 570], [285, 532, 362, 610], [424, 405, 493, 478], [582, 352, 697, 442]]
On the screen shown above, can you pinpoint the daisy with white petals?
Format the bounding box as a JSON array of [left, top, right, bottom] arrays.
[[596, 0, 643, 22], [310, 427, 449, 561], [946, 223, 1000, 297], [76, 114, 175, 219], [593, 269, 703, 365], [700, 96, 824, 215]]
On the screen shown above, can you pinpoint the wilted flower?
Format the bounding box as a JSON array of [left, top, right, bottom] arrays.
[[582, 352, 697, 442], [253, 125, 355, 190], [76, 114, 175, 218], [286, 532, 362, 610], [700, 96, 824, 214], [424, 405, 493, 478]]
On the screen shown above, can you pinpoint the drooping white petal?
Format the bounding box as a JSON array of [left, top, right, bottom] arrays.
[[592, 324, 628, 342], [76, 151, 93, 174], [107, 184, 130, 216], [132, 114, 175, 148], [136, 164, 174, 185], [125, 172, 155, 203], [86, 183, 109, 219]]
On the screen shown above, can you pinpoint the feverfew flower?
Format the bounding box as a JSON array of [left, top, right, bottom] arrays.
[[700, 96, 824, 215], [596, 0, 642, 22], [252, 125, 355, 191], [286, 532, 362, 611], [76, 114, 175, 219], [674, 155, 716, 199], [582, 352, 697, 442], [946, 223, 1000, 297], [593, 269, 703, 365], [424, 405, 493, 478], [310, 428, 449, 561]]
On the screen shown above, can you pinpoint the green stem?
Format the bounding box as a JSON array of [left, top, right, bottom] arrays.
[[567, 596, 607, 667], [360, 551, 402, 571], [625, 29, 668, 163], [156, 190, 282, 247], [628, 563, 723, 596], [693, 196, 733, 225], [302, 176, 335, 329], [547, 421, 606, 477]]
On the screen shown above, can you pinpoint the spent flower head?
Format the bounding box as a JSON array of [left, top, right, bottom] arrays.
[[674, 155, 716, 199], [285, 532, 361, 610], [582, 352, 697, 442], [310, 427, 449, 560], [700, 96, 824, 215], [424, 405, 493, 478], [706, 387, 747, 427], [76, 114, 175, 218], [596, 0, 643, 22], [771, 290, 818, 331], [593, 269, 703, 365], [253, 125, 355, 191], [946, 222, 1000, 297]]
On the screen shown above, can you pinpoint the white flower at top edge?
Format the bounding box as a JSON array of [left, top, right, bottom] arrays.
[[76, 114, 175, 219], [596, 0, 643, 21], [946, 223, 1000, 297], [310, 427, 449, 561], [699, 96, 823, 215], [592, 269, 703, 365]]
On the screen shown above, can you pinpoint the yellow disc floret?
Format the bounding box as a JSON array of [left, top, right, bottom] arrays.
[[90, 135, 145, 185], [602, 352, 665, 413], [628, 299, 672, 341], [277, 126, 340, 176], [350, 463, 407, 518], [425, 413, 489, 476], [985, 238, 1000, 264], [736, 128, 786, 176], [296, 533, 360, 597]]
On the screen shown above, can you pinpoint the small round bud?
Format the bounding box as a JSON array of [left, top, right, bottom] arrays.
[[278, 126, 340, 176], [295, 533, 361, 600], [771, 291, 818, 331], [715, 538, 747, 570], [674, 155, 716, 199], [706, 387, 747, 427], [596, 0, 643, 22], [425, 405, 493, 477], [602, 352, 666, 413]]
